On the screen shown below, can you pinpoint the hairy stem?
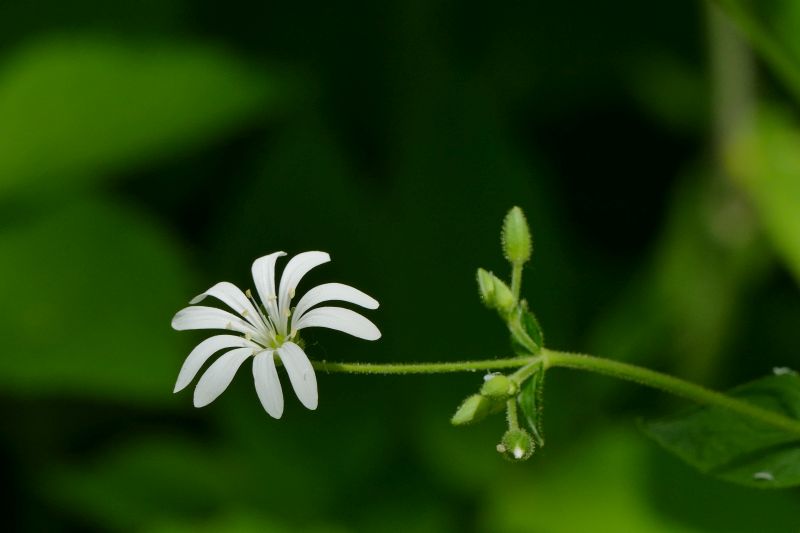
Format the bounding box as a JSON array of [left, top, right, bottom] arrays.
[[311, 356, 534, 375], [510, 262, 523, 302], [311, 349, 800, 437], [543, 349, 800, 437]]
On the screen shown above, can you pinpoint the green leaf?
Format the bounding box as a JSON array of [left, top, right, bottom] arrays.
[[730, 109, 800, 286], [0, 199, 192, 401], [0, 37, 275, 197], [510, 307, 544, 355], [517, 363, 545, 446], [642, 374, 800, 488]]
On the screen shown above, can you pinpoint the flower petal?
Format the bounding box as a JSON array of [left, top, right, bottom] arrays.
[[253, 350, 284, 418], [291, 282, 379, 329], [171, 306, 260, 337], [277, 251, 330, 334], [193, 347, 253, 407], [276, 341, 318, 410], [251, 251, 286, 326], [189, 281, 266, 331], [174, 334, 257, 393], [294, 306, 381, 341]]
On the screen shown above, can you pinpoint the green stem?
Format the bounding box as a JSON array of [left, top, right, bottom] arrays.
[[510, 262, 523, 302], [542, 349, 800, 436], [311, 349, 800, 437], [311, 356, 533, 375], [506, 398, 520, 430]]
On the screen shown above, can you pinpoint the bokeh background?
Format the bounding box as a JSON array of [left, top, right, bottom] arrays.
[[2, 0, 800, 531]]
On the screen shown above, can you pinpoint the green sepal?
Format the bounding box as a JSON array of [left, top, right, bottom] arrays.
[[518, 363, 546, 447]]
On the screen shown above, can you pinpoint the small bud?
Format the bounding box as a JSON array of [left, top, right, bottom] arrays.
[[492, 277, 515, 314], [502, 206, 532, 264], [476, 268, 496, 306], [476, 269, 515, 315], [451, 394, 492, 426], [480, 375, 516, 399], [498, 428, 535, 461]]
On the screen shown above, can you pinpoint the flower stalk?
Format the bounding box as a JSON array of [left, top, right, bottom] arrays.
[[310, 349, 800, 438]]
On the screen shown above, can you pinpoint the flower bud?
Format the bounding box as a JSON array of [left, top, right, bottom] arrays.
[[476, 269, 515, 315], [492, 277, 515, 314], [476, 268, 495, 306], [502, 206, 532, 264], [451, 394, 492, 426], [496, 428, 535, 461], [480, 374, 516, 399]]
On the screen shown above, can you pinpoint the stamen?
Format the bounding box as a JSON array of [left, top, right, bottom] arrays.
[[245, 288, 274, 333], [289, 287, 296, 299]]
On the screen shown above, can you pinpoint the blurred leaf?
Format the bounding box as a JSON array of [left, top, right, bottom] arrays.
[[643, 374, 800, 488], [43, 436, 241, 530], [0, 199, 191, 401], [588, 172, 767, 382], [483, 429, 705, 533], [517, 363, 545, 446], [147, 513, 346, 533], [715, 0, 800, 103], [629, 54, 708, 135], [730, 109, 800, 285], [483, 426, 800, 532], [0, 36, 275, 196]]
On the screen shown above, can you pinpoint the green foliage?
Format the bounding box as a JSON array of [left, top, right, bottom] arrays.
[[0, 37, 274, 196], [517, 363, 545, 447], [730, 109, 800, 285], [0, 200, 192, 400], [643, 374, 800, 488], [483, 428, 800, 532], [510, 308, 544, 356]]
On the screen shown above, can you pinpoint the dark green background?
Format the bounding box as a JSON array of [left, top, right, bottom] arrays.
[[2, 0, 800, 531]]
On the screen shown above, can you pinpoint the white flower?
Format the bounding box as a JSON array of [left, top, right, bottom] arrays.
[[171, 251, 380, 418]]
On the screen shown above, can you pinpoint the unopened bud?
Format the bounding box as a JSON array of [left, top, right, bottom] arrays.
[[502, 206, 532, 264], [476, 269, 515, 314], [477, 268, 495, 306], [492, 277, 514, 314], [480, 375, 516, 399], [497, 428, 535, 461], [451, 394, 492, 426]]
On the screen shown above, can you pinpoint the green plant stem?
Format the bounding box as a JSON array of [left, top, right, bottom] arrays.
[[510, 262, 523, 302], [311, 349, 800, 437], [506, 398, 520, 430], [311, 356, 533, 375], [545, 350, 800, 437]]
